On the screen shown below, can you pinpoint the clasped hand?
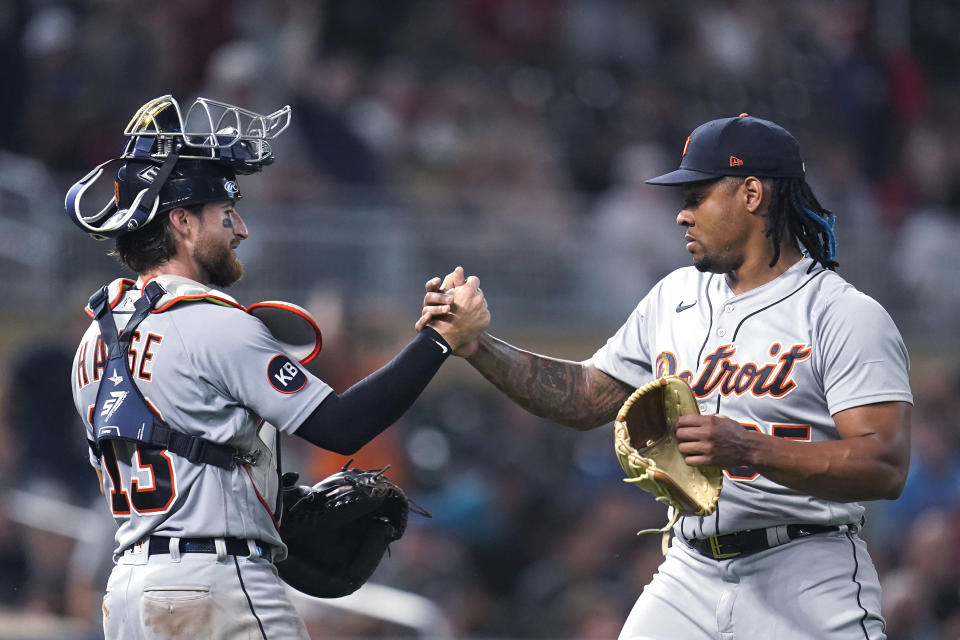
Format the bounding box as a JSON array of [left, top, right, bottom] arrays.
[[415, 266, 489, 357]]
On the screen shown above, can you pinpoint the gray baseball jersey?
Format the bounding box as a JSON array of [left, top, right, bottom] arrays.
[[71, 276, 332, 559], [591, 257, 913, 538]]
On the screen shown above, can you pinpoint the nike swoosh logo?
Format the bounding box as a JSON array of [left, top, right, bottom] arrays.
[[431, 338, 449, 354], [676, 301, 697, 313]]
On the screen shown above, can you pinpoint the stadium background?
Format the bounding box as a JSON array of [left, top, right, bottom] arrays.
[[0, 0, 958, 638]]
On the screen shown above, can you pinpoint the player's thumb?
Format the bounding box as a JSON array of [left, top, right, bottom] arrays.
[[441, 266, 466, 290]]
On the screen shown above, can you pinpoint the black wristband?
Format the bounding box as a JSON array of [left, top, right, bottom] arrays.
[[419, 326, 452, 357]]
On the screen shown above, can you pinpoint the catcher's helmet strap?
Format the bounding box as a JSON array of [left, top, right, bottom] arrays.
[[125, 151, 179, 232], [66, 151, 179, 240], [89, 281, 243, 470], [65, 159, 124, 239]]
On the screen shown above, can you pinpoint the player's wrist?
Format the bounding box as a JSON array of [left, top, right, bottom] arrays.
[[425, 322, 458, 349], [741, 428, 769, 470], [429, 322, 480, 355], [460, 331, 494, 361], [420, 326, 452, 353]]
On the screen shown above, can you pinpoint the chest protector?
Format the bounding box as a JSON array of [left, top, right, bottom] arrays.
[[88, 280, 243, 469]]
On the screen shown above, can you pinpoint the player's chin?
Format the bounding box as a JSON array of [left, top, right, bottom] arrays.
[[209, 259, 244, 288], [227, 260, 245, 286], [692, 256, 713, 273], [692, 253, 732, 274]]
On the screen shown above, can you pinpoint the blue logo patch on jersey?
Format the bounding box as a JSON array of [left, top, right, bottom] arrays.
[[268, 355, 306, 393]]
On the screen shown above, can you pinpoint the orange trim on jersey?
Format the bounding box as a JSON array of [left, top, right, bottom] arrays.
[[102, 443, 132, 516], [142, 396, 164, 420], [137, 333, 163, 381], [152, 294, 245, 313], [92, 336, 108, 382], [107, 279, 136, 309], [130, 448, 177, 514], [246, 301, 323, 365], [655, 351, 679, 378], [243, 465, 280, 530], [131, 447, 158, 492], [723, 423, 761, 481], [77, 341, 90, 389], [723, 423, 811, 483], [84, 278, 136, 318], [267, 355, 306, 393], [689, 343, 811, 400], [127, 330, 140, 375]]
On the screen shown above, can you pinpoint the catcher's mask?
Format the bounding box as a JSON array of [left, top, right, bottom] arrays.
[[65, 95, 291, 240]]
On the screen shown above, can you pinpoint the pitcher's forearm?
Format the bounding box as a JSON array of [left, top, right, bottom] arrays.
[[466, 333, 632, 430], [750, 402, 911, 501]]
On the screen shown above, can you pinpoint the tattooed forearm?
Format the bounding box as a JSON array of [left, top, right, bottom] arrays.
[[466, 333, 633, 430]]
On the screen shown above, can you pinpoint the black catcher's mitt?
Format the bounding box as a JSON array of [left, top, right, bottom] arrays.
[[276, 460, 430, 598]]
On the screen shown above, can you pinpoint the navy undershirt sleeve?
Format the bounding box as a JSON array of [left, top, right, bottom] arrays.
[[293, 327, 451, 453]]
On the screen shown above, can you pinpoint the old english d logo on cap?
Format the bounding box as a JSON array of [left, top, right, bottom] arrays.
[[646, 114, 806, 185]]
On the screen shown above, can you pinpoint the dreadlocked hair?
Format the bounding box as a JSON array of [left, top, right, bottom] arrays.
[[764, 178, 838, 272]]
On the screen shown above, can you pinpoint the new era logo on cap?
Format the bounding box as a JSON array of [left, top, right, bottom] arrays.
[[647, 114, 805, 185]]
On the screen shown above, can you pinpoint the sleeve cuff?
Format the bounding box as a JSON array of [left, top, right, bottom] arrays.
[[419, 326, 452, 356]]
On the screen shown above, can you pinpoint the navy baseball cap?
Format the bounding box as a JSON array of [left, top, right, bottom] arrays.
[[646, 114, 805, 185]]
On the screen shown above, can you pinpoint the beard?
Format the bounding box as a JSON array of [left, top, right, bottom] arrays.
[[692, 249, 741, 274], [693, 255, 721, 273], [194, 236, 244, 288]]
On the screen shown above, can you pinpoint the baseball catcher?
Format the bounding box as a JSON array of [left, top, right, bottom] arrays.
[[614, 376, 723, 550], [67, 94, 489, 639], [276, 461, 430, 598]]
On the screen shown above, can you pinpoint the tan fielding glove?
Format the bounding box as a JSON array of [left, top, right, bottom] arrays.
[[614, 376, 723, 548]]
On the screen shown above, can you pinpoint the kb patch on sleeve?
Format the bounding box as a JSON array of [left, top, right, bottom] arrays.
[[268, 355, 307, 393]]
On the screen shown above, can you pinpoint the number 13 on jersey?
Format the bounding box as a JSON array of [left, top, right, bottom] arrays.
[[100, 442, 178, 516]]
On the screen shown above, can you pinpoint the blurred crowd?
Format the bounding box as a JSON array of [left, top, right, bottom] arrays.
[[0, 0, 959, 638]]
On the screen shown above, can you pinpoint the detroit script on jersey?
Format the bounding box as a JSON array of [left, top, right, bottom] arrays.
[[656, 342, 811, 399], [591, 258, 913, 537]]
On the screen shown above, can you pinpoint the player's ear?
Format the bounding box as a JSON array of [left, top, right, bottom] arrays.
[[167, 206, 197, 239], [742, 176, 765, 213]]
